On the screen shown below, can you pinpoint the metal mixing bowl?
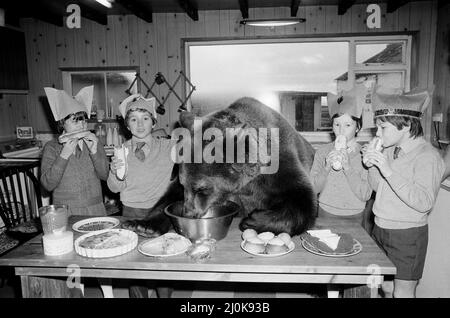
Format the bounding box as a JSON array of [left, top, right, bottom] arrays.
[[164, 201, 240, 241]]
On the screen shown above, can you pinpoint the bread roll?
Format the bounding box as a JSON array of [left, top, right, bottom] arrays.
[[114, 145, 129, 181], [265, 237, 289, 254], [331, 135, 347, 171], [363, 137, 383, 167], [257, 231, 275, 243], [242, 229, 258, 240], [243, 236, 265, 254], [276, 233, 292, 245], [58, 130, 90, 143]]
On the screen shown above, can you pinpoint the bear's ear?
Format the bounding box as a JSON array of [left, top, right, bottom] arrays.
[[179, 111, 195, 129]]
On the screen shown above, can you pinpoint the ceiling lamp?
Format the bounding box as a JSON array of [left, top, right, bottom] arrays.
[[240, 18, 306, 27], [95, 0, 113, 8]]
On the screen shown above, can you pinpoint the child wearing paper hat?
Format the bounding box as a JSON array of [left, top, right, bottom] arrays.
[[310, 87, 371, 222], [108, 93, 176, 218], [363, 87, 445, 298], [107, 93, 176, 297], [40, 86, 109, 216]]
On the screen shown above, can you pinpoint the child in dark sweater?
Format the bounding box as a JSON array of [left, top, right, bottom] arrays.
[[41, 86, 109, 216]]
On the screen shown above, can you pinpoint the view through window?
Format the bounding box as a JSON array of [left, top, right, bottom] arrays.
[[187, 36, 410, 132]]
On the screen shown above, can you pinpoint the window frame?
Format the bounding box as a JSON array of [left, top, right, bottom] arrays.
[[183, 34, 412, 137], [61, 66, 140, 119]]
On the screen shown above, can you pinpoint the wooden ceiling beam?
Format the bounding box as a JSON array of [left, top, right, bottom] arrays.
[[177, 0, 198, 21], [77, 3, 108, 25], [291, 0, 301, 17], [238, 0, 248, 19], [114, 0, 152, 23], [386, 0, 410, 13], [0, 1, 63, 26], [338, 0, 356, 15]]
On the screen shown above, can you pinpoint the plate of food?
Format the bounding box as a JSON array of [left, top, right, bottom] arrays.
[[300, 231, 362, 257], [240, 229, 295, 257], [72, 217, 120, 233], [74, 229, 138, 258], [138, 233, 192, 257]]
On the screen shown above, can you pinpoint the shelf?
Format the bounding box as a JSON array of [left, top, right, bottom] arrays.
[[87, 119, 119, 123]]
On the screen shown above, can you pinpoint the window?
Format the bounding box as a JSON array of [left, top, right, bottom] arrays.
[[185, 35, 411, 132], [61, 67, 139, 120]]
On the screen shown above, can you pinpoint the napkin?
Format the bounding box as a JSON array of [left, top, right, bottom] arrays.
[[307, 230, 341, 251]]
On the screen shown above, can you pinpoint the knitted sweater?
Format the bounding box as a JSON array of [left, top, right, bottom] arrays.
[[107, 136, 176, 209], [310, 142, 372, 216], [40, 140, 109, 216], [369, 138, 445, 229]]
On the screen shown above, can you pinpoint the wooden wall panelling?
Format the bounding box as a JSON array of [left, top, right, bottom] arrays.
[[427, 0, 438, 141], [253, 7, 276, 37], [114, 15, 131, 66], [127, 15, 140, 67], [229, 9, 245, 37], [73, 18, 89, 67], [55, 20, 71, 67], [136, 15, 168, 131], [340, 4, 353, 33], [291, 6, 306, 35], [325, 5, 340, 34], [137, 17, 155, 91], [44, 23, 59, 88], [275, 7, 291, 36], [434, 3, 450, 139], [381, 2, 399, 32], [154, 13, 170, 129], [21, 19, 36, 130], [305, 6, 319, 34], [427, 1, 438, 97], [398, 1, 411, 31], [205, 10, 220, 37], [0, 96, 22, 139], [40, 22, 59, 132], [219, 9, 231, 37], [350, 4, 368, 33], [244, 8, 256, 37], [11, 95, 28, 127], [166, 13, 186, 130], [410, 1, 435, 139], [26, 19, 40, 131], [185, 9, 206, 38], [91, 19, 107, 67], [315, 6, 327, 34], [105, 16, 118, 66]]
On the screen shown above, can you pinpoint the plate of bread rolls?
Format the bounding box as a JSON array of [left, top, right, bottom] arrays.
[[240, 229, 295, 257]]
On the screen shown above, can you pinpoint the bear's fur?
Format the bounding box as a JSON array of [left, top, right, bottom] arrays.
[[123, 97, 317, 237]]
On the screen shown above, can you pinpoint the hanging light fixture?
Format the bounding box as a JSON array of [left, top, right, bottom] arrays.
[[240, 17, 306, 27], [95, 0, 113, 8]]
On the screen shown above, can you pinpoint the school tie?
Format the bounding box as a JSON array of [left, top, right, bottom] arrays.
[[135, 142, 146, 161], [393, 146, 402, 160]]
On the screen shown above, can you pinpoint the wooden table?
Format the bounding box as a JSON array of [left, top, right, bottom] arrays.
[[0, 216, 396, 298]]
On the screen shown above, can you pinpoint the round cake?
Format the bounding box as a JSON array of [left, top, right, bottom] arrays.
[[265, 237, 289, 254], [243, 236, 266, 254]]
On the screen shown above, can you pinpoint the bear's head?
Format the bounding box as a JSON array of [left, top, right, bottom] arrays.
[[174, 109, 264, 218]]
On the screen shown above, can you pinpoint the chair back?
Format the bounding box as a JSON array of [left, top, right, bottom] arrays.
[[0, 162, 42, 230]]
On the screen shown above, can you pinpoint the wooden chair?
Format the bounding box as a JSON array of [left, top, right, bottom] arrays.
[[0, 161, 43, 257]]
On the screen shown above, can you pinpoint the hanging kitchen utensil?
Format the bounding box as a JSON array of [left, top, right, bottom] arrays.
[[124, 71, 196, 115]]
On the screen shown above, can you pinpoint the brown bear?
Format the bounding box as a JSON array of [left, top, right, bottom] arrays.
[[123, 97, 317, 237]]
